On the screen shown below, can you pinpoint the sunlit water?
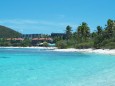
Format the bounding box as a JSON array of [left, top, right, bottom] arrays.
[[0, 48, 115, 86]]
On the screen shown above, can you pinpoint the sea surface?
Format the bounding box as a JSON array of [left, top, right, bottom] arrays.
[[0, 48, 115, 86]]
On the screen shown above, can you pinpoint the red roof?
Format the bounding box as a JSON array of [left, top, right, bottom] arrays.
[[7, 38, 24, 41], [32, 38, 53, 41]]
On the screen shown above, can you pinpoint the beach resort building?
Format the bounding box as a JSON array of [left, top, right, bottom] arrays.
[[51, 33, 66, 39]]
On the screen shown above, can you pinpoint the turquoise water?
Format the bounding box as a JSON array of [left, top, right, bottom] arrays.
[[0, 48, 115, 86]]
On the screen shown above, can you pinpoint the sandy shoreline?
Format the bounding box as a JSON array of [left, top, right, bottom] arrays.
[[0, 46, 57, 49], [0, 47, 115, 55], [53, 48, 115, 55]]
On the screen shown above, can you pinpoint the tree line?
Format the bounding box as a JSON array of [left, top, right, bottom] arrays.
[[56, 19, 115, 49]]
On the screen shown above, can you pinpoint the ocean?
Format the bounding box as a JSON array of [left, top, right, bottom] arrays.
[[0, 48, 115, 86]]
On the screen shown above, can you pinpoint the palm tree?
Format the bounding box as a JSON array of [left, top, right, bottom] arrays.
[[77, 26, 82, 42], [77, 22, 90, 42], [106, 19, 114, 37], [65, 25, 72, 40], [97, 26, 103, 35], [82, 22, 90, 41]]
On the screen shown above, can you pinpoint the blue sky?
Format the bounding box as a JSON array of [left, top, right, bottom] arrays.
[[0, 0, 115, 34]]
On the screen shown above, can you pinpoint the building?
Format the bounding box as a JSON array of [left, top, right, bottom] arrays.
[[7, 38, 24, 41], [32, 38, 53, 46], [51, 33, 66, 38], [22, 34, 42, 38]]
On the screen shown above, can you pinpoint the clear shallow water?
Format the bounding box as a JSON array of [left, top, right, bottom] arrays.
[[0, 48, 115, 86]]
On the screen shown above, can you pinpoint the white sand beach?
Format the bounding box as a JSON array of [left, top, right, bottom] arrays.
[[0, 46, 57, 49], [0, 47, 115, 55], [53, 48, 115, 55]]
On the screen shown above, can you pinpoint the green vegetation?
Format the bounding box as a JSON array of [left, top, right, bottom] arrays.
[[0, 25, 21, 38], [0, 19, 115, 49], [0, 25, 52, 47], [20, 38, 31, 47], [43, 42, 49, 47], [0, 38, 9, 46], [56, 40, 67, 49], [55, 19, 115, 49]]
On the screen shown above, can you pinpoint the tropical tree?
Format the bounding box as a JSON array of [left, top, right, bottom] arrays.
[[21, 38, 31, 47], [65, 25, 72, 40], [43, 42, 49, 47], [77, 22, 90, 42], [91, 32, 97, 39], [106, 19, 114, 38], [56, 40, 67, 49], [97, 26, 103, 35]]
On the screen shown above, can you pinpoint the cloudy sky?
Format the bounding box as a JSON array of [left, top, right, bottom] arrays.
[[0, 0, 115, 34]]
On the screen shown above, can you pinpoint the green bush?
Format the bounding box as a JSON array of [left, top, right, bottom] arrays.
[[75, 41, 94, 49], [20, 39, 31, 47], [66, 39, 76, 48], [43, 42, 49, 47], [56, 40, 67, 49], [104, 42, 115, 49], [98, 38, 115, 49], [93, 35, 104, 49]]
